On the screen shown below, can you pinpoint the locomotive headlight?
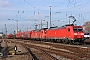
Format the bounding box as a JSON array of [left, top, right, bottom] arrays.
[[74, 33, 77, 35], [81, 33, 84, 35]]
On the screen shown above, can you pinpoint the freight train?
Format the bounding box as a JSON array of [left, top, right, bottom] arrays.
[[7, 24, 85, 44]]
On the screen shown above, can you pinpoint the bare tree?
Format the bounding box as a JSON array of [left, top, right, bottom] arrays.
[[83, 21, 90, 33]]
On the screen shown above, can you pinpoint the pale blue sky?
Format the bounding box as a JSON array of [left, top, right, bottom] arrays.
[[0, 0, 90, 34]]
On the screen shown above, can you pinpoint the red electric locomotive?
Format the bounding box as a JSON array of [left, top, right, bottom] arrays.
[[45, 24, 84, 44], [39, 28, 48, 40], [30, 28, 48, 40], [31, 29, 40, 40], [15, 31, 22, 39], [15, 31, 31, 39], [20, 32, 25, 39], [27, 31, 32, 39], [15, 32, 20, 39], [24, 31, 31, 39], [7, 33, 13, 39]]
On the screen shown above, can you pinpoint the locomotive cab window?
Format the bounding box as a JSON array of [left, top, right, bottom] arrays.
[[68, 28, 70, 32], [73, 28, 83, 32]]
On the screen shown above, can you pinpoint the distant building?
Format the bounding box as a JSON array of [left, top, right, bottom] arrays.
[[0, 32, 3, 39]]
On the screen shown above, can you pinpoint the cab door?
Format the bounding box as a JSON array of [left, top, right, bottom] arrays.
[[41, 30, 45, 39], [67, 28, 71, 40]]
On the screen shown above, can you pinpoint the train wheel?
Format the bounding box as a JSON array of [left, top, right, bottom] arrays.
[[62, 40, 66, 44], [59, 39, 62, 43], [70, 40, 74, 44], [80, 40, 85, 45]]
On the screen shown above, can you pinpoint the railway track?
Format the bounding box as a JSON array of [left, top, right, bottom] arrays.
[[0, 41, 9, 60], [5, 39, 58, 60], [6, 41, 36, 60], [4, 39, 90, 60], [25, 44, 58, 60], [23, 46, 35, 60], [25, 42, 90, 60]]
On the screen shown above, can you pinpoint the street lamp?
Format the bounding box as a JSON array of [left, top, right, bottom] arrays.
[[5, 24, 7, 38], [8, 19, 18, 32], [49, 6, 52, 27]]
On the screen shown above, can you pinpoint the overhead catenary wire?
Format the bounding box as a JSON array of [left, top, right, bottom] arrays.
[[0, 0, 89, 16], [52, 0, 90, 19], [1, 0, 90, 33], [24, 0, 48, 11], [0, 0, 13, 9], [0, 0, 90, 24], [68, 0, 75, 3], [67, 0, 76, 7], [0, 0, 20, 10]]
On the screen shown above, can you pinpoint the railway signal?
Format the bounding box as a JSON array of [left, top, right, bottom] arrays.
[[14, 45, 17, 55]]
